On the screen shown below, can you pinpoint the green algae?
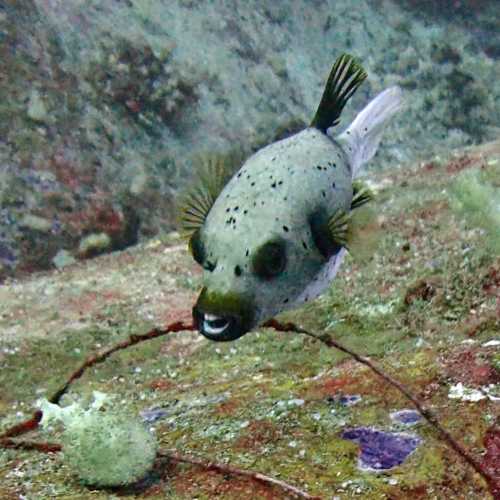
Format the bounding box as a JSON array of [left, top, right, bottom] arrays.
[[450, 166, 500, 253]]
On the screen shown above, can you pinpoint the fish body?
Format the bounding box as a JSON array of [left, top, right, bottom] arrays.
[[202, 129, 351, 314], [179, 54, 403, 341]]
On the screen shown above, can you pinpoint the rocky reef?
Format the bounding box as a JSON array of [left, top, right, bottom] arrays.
[[0, 0, 499, 279]]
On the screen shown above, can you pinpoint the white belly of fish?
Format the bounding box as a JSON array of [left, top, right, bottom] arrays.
[[294, 248, 347, 305]]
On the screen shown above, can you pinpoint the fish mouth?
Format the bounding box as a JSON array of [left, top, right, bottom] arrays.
[[192, 290, 255, 341], [193, 308, 249, 341], [203, 313, 232, 336]]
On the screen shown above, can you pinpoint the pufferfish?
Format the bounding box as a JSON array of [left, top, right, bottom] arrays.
[[179, 54, 403, 341]]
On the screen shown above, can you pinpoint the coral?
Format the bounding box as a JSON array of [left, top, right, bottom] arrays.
[[39, 392, 157, 487]]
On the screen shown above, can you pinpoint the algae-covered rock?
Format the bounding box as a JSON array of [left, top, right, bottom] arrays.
[[63, 412, 158, 487], [51, 249, 77, 269], [78, 233, 111, 258], [450, 166, 500, 252], [20, 214, 52, 233], [39, 393, 158, 487], [27, 90, 49, 124]]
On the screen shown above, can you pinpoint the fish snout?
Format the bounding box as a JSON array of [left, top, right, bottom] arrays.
[[193, 288, 255, 341]]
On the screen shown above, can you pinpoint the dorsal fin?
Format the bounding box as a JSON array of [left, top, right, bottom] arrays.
[[311, 54, 367, 132], [177, 152, 241, 240]]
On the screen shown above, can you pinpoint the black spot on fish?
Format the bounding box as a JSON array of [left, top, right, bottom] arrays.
[[237, 172, 242, 178], [234, 206, 239, 211], [283, 225, 289, 232], [245, 249, 249, 257], [251, 182, 255, 186], [302, 240, 308, 250], [322, 190, 326, 198], [272, 157, 276, 161], [247, 175, 251, 179], [316, 165, 322, 171], [284, 196, 288, 201], [226, 208, 230, 213], [283, 298, 289, 304], [271, 182, 276, 188], [234, 265, 242, 276], [243, 209, 248, 214], [332, 182, 336, 189], [278, 180, 283, 185]]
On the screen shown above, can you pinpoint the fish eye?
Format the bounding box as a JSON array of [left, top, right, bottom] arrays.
[[252, 239, 287, 279], [189, 229, 216, 271], [188, 229, 205, 266]]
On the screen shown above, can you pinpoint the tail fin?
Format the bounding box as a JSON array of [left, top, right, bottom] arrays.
[[335, 86, 403, 178]]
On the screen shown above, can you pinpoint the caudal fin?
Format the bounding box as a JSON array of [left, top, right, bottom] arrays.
[[335, 86, 403, 178]]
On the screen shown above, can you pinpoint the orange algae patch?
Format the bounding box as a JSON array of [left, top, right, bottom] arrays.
[[234, 420, 281, 452], [482, 427, 500, 498], [215, 398, 242, 416], [169, 464, 277, 500], [443, 348, 500, 387], [148, 378, 176, 391]]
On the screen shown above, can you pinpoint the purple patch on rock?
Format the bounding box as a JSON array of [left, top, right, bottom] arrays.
[[326, 394, 362, 407], [140, 407, 170, 423], [341, 427, 421, 470], [390, 409, 422, 426], [338, 394, 362, 406]]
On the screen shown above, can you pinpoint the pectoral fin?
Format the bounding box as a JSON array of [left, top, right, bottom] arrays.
[[351, 181, 373, 210], [177, 152, 242, 239], [310, 201, 379, 260], [308, 209, 349, 259]]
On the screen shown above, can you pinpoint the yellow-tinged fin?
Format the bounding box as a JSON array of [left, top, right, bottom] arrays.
[[327, 209, 350, 248], [177, 152, 242, 240], [327, 198, 380, 261], [346, 204, 381, 263], [311, 54, 367, 132], [351, 180, 374, 210]]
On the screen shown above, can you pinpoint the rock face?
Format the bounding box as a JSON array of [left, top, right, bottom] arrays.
[[0, 0, 499, 279]]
